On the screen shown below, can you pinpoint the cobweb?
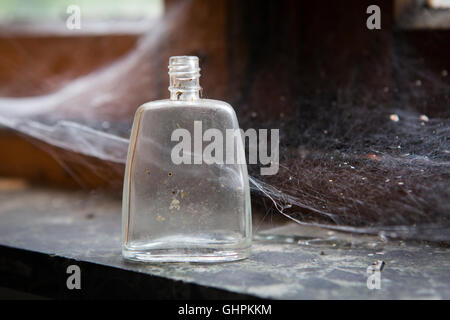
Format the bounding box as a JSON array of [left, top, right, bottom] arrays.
[[0, 1, 449, 242]]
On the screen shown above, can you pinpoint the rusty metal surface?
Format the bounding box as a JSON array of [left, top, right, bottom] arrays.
[[0, 187, 449, 299]]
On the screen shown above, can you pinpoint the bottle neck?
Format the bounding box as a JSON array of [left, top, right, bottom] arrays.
[[168, 56, 201, 101]]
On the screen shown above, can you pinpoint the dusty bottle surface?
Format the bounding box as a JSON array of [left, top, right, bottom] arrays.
[[122, 56, 252, 262]]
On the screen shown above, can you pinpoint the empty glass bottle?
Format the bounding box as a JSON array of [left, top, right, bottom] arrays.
[[122, 56, 252, 262]]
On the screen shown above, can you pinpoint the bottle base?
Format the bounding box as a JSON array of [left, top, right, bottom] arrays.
[[122, 246, 251, 263]]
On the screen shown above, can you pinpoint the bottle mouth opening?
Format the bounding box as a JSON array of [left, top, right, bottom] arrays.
[[168, 56, 201, 76]]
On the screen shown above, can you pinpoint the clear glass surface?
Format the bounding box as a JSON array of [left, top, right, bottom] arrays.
[[122, 99, 252, 262]]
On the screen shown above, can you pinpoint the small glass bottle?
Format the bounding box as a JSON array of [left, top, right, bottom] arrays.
[[122, 56, 252, 262]]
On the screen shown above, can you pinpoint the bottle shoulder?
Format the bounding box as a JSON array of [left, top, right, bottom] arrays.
[[138, 99, 236, 114]]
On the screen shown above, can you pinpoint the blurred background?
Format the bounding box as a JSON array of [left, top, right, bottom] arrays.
[[0, 0, 449, 240]]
